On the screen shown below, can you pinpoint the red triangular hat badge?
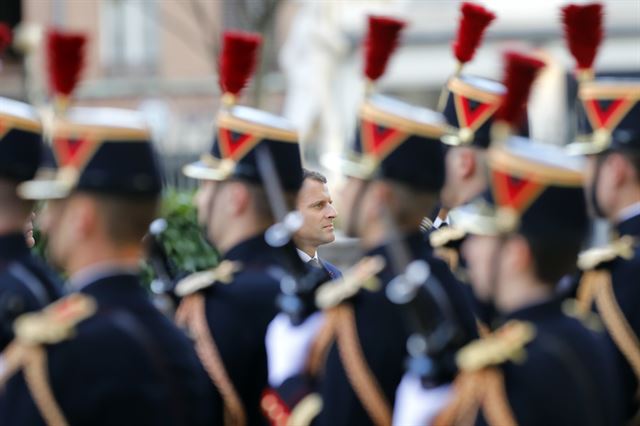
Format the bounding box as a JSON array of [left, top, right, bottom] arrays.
[[53, 136, 98, 169], [454, 94, 497, 130], [584, 98, 635, 131], [492, 169, 545, 213], [218, 128, 259, 161], [361, 119, 408, 159]]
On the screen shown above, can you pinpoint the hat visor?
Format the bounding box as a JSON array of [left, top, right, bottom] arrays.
[[320, 152, 376, 180], [565, 141, 607, 156], [449, 201, 503, 237], [17, 178, 73, 200], [182, 160, 233, 181]]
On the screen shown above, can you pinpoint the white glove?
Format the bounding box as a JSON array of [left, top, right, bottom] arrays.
[[393, 374, 453, 426], [266, 311, 325, 388]]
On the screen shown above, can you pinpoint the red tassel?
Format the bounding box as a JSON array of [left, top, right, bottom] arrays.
[[364, 15, 406, 82], [47, 29, 87, 97], [561, 3, 604, 72], [0, 22, 12, 55], [495, 51, 545, 127], [452, 2, 496, 65], [219, 31, 262, 97]]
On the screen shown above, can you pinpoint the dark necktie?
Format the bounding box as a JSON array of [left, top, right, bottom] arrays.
[[307, 258, 322, 269]]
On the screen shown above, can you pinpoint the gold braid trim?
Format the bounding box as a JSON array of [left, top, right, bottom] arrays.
[[0, 342, 28, 388], [592, 272, 640, 386], [305, 311, 338, 377], [22, 346, 69, 426], [176, 294, 247, 426], [577, 270, 640, 394], [434, 248, 460, 272], [433, 368, 517, 426], [0, 342, 69, 425], [333, 304, 392, 426]]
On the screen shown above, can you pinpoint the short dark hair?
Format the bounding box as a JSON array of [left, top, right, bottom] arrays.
[[302, 169, 327, 184], [92, 193, 160, 246], [0, 178, 34, 218], [525, 234, 583, 285]]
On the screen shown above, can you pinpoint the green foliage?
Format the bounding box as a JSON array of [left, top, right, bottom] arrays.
[[140, 187, 219, 286]]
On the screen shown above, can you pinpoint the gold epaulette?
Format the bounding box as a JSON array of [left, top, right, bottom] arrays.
[[315, 256, 385, 310], [174, 260, 241, 297], [429, 225, 466, 248], [13, 293, 97, 345], [456, 320, 536, 372], [577, 235, 635, 271]]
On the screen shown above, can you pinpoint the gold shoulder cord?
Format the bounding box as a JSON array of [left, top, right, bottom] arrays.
[[575, 240, 640, 395], [0, 342, 68, 426], [0, 294, 97, 425], [333, 304, 392, 426], [175, 293, 247, 426], [433, 367, 517, 426]]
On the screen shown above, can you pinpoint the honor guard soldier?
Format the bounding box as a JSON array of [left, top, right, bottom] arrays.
[[0, 30, 214, 426], [406, 136, 622, 426], [563, 3, 640, 422], [0, 97, 63, 352], [176, 31, 309, 426], [263, 16, 479, 426]]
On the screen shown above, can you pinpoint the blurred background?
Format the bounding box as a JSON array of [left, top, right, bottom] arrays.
[[0, 0, 639, 271]]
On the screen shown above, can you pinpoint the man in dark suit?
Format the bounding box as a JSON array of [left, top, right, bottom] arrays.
[[294, 169, 342, 279], [0, 106, 214, 426], [0, 97, 63, 352]]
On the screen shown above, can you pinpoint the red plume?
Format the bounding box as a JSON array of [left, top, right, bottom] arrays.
[[452, 2, 496, 65], [495, 51, 545, 127], [0, 22, 12, 55], [561, 3, 604, 72], [47, 29, 87, 97], [219, 31, 262, 96], [364, 16, 406, 82]]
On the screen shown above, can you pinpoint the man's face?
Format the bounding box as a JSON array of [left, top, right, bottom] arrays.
[[583, 153, 616, 218], [339, 177, 367, 238], [39, 198, 75, 271], [462, 233, 502, 302], [195, 180, 227, 246], [295, 178, 337, 250]]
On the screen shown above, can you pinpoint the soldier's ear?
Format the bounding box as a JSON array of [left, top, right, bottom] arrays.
[[68, 194, 99, 240], [502, 235, 532, 276], [229, 181, 251, 216]]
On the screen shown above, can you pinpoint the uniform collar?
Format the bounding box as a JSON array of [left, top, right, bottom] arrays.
[[67, 260, 140, 292], [499, 295, 563, 325], [365, 231, 431, 272], [0, 232, 30, 260], [223, 233, 275, 262], [615, 202, 640, 237]]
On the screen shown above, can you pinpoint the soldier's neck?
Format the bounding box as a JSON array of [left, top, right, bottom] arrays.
[[66, 243, 143, 278], [495, 275, 553, 314]]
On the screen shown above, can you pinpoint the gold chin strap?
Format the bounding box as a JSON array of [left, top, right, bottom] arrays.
[[433, 367, 517, 426], [334, 304, 392, 426], [576, 269, 640, 392], [175, 294, 247, 426]]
